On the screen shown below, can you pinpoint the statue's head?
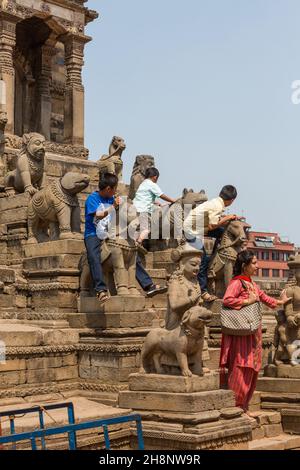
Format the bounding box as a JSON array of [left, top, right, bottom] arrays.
[[288, 255, 300, 284], [181, 188, 208, 208], [171, 243, 202, 280], [109, 136, 126, 155], [227, 220, 247, 245], [181, 306, 212, 329], [60, 172, 90, 195], [22, 133, 46, 161], [133, 155, 155, 176]]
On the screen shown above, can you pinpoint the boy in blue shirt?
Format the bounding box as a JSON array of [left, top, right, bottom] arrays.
[[85, 172, 167, 303], [84, 173, 120, 303]]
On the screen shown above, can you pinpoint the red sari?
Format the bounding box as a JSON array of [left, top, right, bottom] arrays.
[[220, 276, 278, 411]]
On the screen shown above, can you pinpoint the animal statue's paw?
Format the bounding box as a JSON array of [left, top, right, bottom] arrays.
[[182, 369, 193, 377], [59, 231, 74, 240], [139, 367, 147, 374], [25, 185, 38, 196], [27, 237, 38, 245], [128, 287, 142, 296], [65, 232, 83, 241], [117, 287, 130, 296]]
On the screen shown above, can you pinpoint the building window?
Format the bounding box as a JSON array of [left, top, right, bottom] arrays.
[[272, 252, 280, 261], [282, 253, 290, 262], [283, 270, 290, 278], [273, 269, 280, 277], [261, 252, 270, 261], [262, 269, 270, 277]]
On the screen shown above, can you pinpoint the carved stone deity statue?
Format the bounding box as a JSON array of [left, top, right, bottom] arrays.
[[165, 243, 203, 330], [97, 136, 126, 182], [128, 155, 155, 200], [5, 133, 46, 196], [140, 243, 212, 377], [27, 172, 90, 242], [274, 255, 300, 366]]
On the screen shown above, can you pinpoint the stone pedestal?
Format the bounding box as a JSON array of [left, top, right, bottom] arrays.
[[257, 364, 300, 412], [69, 296, 155, 401], [0, 321, 79, 401], [23, 239, 84, 314], [119, 373, 252, 450]]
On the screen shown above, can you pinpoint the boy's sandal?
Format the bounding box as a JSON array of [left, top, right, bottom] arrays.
[[96, 291, 110, 304], [201, 292, 218, 302], [146, 284, 168, 298]]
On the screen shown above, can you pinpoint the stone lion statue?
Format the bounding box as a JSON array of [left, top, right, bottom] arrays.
[[97, 136, 126, 182], [5, 132, 46, 196], [128, 155, 155, 200], [27, 172, 90, 243], [140, 306, 212, 377]]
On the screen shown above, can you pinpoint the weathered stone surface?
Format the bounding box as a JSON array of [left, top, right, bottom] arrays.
[[264, 424, 283, 438], [281, 409, 300, 434], [0, 324, 44, 346], [42, 329, 79, 345], [24, 240, 84, 258], [252, 427, 265, 440], [277, 364, 300, 379], [24, 254, 82, 271], [119, 389, 235, 413], [137, 409, 221, 425], [220, 407, 244, 419], [0, 359, 26, 372], [257, 377, 300, 393], [250, 411, 281, 426], [0, 193, 30, 211], [0, 371, 26, 387], [26, 366, 78, 384], [79, 296, 146, 313], [26, 354, 77, 370], [128, 372, 219, 393], [0, 268, 15, 284], [1, 207, 28, 224], [141, 421, 183, 433], [69, 311, 153, 329]]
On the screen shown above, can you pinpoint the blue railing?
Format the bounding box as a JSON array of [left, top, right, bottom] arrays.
[[0, 412, 144, 450], [0, 402, 76, 450]]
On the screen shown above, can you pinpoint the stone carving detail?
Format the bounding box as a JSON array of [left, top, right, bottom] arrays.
[[274, 254, 300, 366], [1, 0, 17, 14], [166, 243, 203, 330], [140, 243, 212, 376], [80, 199, 140, 296], [128, 155, 155, 200], [4, 133, 46, 195], [207, 220, 247, 298], [140, 305, 212, 377], [97, 136, 126, 182], [4, 135, 89, 158], [27, 171, 90, 242]]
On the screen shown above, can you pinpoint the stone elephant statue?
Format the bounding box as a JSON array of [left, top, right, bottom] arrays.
[[80, 199, 141, 296]]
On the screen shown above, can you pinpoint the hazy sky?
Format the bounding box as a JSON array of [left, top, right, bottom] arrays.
[[84, 0, 300, 245]]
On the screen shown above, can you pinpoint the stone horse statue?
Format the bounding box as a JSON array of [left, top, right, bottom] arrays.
[[207, 220, 247, 298], [97, 136, 126, 182], [80, 198, 141, 297]]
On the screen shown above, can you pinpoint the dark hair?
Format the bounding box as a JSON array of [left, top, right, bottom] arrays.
[[145, 167, 160, 179], [233, 250, 255, 276], [99, 173, 118, 190], [219, 185, 237, 201]]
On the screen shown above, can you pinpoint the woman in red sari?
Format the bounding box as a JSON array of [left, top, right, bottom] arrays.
[[220, 250, 291, 414]]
